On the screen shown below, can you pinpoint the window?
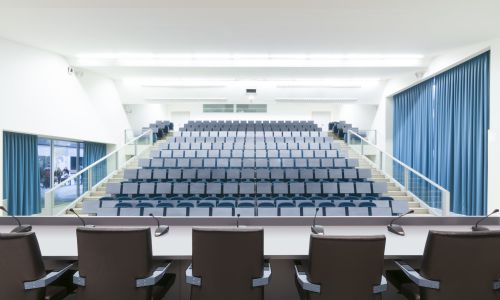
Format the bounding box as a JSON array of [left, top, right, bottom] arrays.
[[203, 104, 234, 113], [236, 104, 267, 113]]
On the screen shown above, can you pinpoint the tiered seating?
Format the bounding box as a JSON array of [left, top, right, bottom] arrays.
[[85, 123, 407, 217], [181, 120, 320, 131], [329, 121, 353, 139], [144, 120, 173, 141]]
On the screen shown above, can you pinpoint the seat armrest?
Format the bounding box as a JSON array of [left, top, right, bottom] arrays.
[[252, 262, 272, 287], [294, 263, 320, 293], [395, 261, 440, 290], [185, 264, 202, 286], [373, 275, 388, 294], [136, 263, 172, 288], [24, 263, 74, 290]]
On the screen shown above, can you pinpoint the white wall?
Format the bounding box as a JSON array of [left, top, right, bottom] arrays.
[[371, 38, 500, 211], [124, 102, 378, 133], [0, 38, 131, 200]]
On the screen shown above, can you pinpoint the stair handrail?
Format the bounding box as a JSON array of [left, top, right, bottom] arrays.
[[347, 130, 450, 216]]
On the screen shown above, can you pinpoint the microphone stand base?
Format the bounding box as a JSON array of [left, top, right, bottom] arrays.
[[311, 225, 324, 235], [472, 226, 489, 232], [387, 224, 405, 236], [11, 225, 32, 233], [155, 226, 170, 237]]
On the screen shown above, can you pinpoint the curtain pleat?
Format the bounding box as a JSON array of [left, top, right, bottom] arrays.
[[2, 131, 42, 215], [82, 142, 107, 192], [393, 51, 489, 215]]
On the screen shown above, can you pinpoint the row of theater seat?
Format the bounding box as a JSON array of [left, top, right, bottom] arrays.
[[139, 157, 358, 168], [88, 205, 402, 217], [153, 149, 344, 159], [105, 181, 388, 198], [158, 142, 342, 151], [124, 167, 372, 182], [165, 137, 333, 143], [176, 130, 325, 137]]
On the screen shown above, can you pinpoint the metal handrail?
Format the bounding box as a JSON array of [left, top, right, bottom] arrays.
[[45, 129, 153, 194], [347, 130, 450, 215]]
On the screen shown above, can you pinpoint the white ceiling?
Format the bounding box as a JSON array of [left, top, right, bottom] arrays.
[[0, 0, 499, 103]]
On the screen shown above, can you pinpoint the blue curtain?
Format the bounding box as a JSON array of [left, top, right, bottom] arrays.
[[2, 131, 42, 215], [393, 52, 490, 215], [82, 142, 107, 192]]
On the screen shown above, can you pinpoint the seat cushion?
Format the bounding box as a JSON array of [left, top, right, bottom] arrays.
[[386, 270, 421, 300], [45, 286, 68, 300], [152, 273, 176, 300]]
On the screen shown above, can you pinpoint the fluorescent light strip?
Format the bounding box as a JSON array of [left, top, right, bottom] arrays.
[[275, 98, 358, 103], [145, 98, 228, 103]]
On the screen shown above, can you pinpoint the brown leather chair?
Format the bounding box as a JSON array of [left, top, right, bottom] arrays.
[[295, 234, 387, 300], [387, 230, 500, 300], [0, 232, 73, 300], [186, 227, 271, 300], [73, 227, 175, 300]]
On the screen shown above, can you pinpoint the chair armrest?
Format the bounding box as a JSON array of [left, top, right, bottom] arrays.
[[494, 279, 500, 290], [294, 263, 320, 293], [24, 263, 74, 290], [186, 264, 202, 286], [136, 263, 172, 288], [73, 271, 86, 287], [252, 262, 272, 287], [373, 275, 388, 294], [395, 261, 440, 290]]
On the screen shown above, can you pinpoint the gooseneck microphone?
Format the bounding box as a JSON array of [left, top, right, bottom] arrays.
[[472, 209, 499, 232], [149, 213, 169, 237], [236, 214, 241, 228], [69, 208, 95, 228], [311, 207, 324, 235], [387, 210, 415, 236], [0, 206, 32, 233]]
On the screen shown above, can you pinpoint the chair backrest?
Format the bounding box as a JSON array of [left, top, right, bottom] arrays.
[[307, 234, 385, 300], [419, 230, 500, 299], [76, 227, 154, 300], [0, 232, 46, 300], [191, 228, 264, 300]]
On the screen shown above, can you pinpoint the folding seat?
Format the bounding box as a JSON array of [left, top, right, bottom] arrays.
[[240, 169, 255, 181], [155, 182, 172, 197], [272, 182, 289, 197], [163, 158, 177, 168], [196, 149, 208, 158], [176, 158, 189, 168], [312, 169, 327, 181], [189, 182, 205, 197], [256, 182, 272, 196], [269, 169, 284, 181], [208, 149, 219, 158], [212, 169, 226, 181], [255, 169, 270, 181], [219, 131, 228, 138], [372, 182, 388, 195], [231, 149, 243, 158], [243, 150, 254, 158], [309, 143, 319, 150], [197, 169, 211, 181], [150, 158, 164, 168], [266, 158, 280, 168], [216, 158, 229, 168], [277, 143, 287, 150], [122, 182, 139, 198], [124, 169, 138, 181], [255, 142, 266, 150], [255, 149, 267, 158], [169, 143, 180, 150], [204, 158, 216, 168], [343, 168, 358, 181], [218, 150, 230, 158], [266, 149, 278, 158], [233, 142, 244, 150], [170, 150, 183, 158], [290, 149, 302, 158], [279, 150, 291, 159], [321, 158, 334, 168], [285, 169, 299, 180], [294, 158, 307, 168], [347, 207, 370, 216], [223, 182, 239, 197], [324, 207, 347, 216], [322, 182, 339, 195], [167, 169, 182, 181], [325, 150, 338, 158], [159, 150, 171, 158], [255, 159, 268, 168], [288, 143, 299, 150], [197, 200, 216, 208], [172, 182, 189, 196], [180, 144, 190, 150], [226, 169, 241, 181], [356, 168, 372, 181], [201, 143, 212, 150], [355, 182, 372, 196], [138, 159, 151, 168], [290, 182, 305, 197], [314, 150, 326, 158], [182, 150, 194, 158], [176, 201, 196, 208], [302, 150, 314, 158], [282, 159, 294, 168], [257, 207, 278, 216], [242, 158, 255, 168], [319, 142, 331, 150], [181, 169, 196, 181], [217, 200, 236, 208], [206, 182, 222, 196], [338, 182, 355, 196], [138, 182, 156, 198], [238, 182, 255, 197], [135, 169, 151, 182], [300, 169, 314, 181], [390, 201, 409, 215]]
